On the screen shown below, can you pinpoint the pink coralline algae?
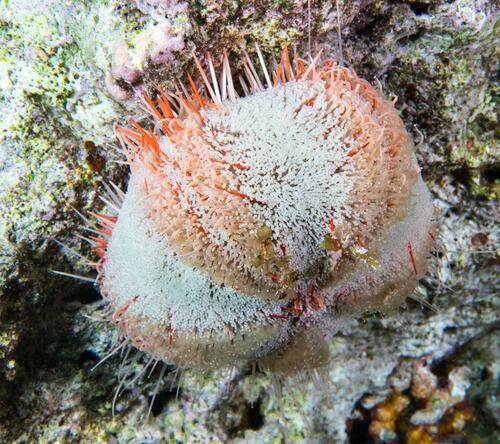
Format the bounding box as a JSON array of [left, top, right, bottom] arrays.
[[88, 47, 435, 374], [106, 3, 186, 101]]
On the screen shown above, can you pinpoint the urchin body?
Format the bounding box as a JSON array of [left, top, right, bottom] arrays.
[[94, 50, 435, 374]]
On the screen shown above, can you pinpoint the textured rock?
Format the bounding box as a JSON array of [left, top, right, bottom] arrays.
[[0, 0, 498, 443]]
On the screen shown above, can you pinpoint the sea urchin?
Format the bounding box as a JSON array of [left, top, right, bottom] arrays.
[[87, 46, 435, 376]]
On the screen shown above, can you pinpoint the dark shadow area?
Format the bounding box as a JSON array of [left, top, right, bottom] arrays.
[[347, 397, 374, 444], [65, 282, 102, 305], [78, 350, 100, 369], [0, 242, 116, 441], [481, 163, 500, 185], [247, 398, 265, 430], [148, 388, 180, 417], [450, 166, 473, 188], [408, 1, 430, 16], [226, 398, 265, 438]]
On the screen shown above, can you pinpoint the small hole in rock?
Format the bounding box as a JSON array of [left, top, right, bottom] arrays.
[[247, 399, 264, 430], [482, 164, 500, 184], [149, 389, 179, 416], [347, 396, 376, 444], [409, 2, 430, 15], [348, 412, 373, 443], [450, 166, 472, 188], [70, 283, 102, 304], [78, 350, 100, 368]]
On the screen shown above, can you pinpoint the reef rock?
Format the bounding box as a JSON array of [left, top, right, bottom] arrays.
[[0, 0, 498, 442]]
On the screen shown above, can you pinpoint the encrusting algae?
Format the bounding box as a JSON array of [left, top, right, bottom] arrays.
[[82, 46, 435, 375]]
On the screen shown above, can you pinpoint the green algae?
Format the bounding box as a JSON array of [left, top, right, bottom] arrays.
[[0, 4, 136, 439], [386, 9, 499, 200]]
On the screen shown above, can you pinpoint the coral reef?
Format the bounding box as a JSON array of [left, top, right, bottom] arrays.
[[0, 0, 498, 442]]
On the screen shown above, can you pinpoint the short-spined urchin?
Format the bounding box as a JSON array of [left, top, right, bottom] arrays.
[[88, 46, 435, 377]]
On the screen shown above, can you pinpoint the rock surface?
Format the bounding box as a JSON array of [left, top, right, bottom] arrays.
[[0, 0, 498, 443]]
